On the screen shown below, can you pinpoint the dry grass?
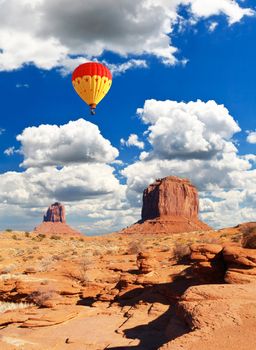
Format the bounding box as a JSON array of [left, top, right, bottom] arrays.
[[242, 227, 256, 249], [0, 301, 34, 313]]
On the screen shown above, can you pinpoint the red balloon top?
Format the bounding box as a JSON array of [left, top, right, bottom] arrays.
[[72, 62, 112, 81]]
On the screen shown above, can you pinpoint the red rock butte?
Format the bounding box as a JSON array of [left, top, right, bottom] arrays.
[[120, 176, 211, 234], [34, 202, 82, 237]]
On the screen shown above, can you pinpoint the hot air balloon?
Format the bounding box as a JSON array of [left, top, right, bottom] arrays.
[[72, 62, 112, 115]]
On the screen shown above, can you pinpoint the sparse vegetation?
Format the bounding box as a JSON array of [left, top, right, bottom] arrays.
[[127, 240, 144, 254], [0, 301, 34, 313], [5, 228, 12, 232], [242, 227, 256, 248], [65, 258, 91, 285], [50, 235, 61, 240], [173, 243, 191, 261], [29, 289, 55, 307]]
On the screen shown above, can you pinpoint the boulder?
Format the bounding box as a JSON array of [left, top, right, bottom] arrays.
[[189, 243, 225, 283], [223, 246, 256, 284]]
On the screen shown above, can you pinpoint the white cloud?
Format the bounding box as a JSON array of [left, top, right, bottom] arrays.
[[17, 119, 119, 168], [208, 22, 218, 32], [105, 59, 148, 76], [0, 117, 135, 234], [4, 147, 16, 156], [0, 164, 131, 234], [16, 83, 29, 88], [247, 131, 256, 144], [188, 0, 254, 25], [0, 0, 253, 72], [137, 99, 240, 160], [59, 57, 148, 76], [120, 134, 145, 149], [122, 99, 256, 228]]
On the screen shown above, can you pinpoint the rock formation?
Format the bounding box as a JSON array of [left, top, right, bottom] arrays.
[[43, 202, 66, 223], [34, 202, 82, 237], [120, 176, 211, 234]]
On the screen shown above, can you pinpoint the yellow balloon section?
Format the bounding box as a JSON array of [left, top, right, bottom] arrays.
[[72, 75, 112, 106]]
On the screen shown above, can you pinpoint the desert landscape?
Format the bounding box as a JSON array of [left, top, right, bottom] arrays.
[[1, 1, 255, 349], [0, 176, 256, 350]]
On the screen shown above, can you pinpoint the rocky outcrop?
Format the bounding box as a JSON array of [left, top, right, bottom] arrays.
[[189, 243, 225, 283], [223, 246, 256, 284], [43, 202, 66, 223], [120, 176, 211, 234], [137, 252, 158, 274], [34, 202, 82, 237]]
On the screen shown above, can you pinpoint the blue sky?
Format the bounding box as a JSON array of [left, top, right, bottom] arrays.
[[0, 0, 255, 234]]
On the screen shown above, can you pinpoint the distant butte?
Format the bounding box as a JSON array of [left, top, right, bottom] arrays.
[[120, 176, 211, 234], [34, 202, 82, 237]]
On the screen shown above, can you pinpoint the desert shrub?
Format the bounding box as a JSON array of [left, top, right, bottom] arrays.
[[24, 266, 37, 274], [0, 264, 16, 274], [173, 243, 190, 262], [66, 258, 91, 285], [25, 231, 30, 237], [12, 234, 17, 240], [127, 241, 144, 255], [200, 237, 220, 244], [231, 234, 242, 243], [29, 289, 55, 307], [37, 257, 54, 272], [37, 234, 46, 240], [50, 235, 61, 240], [92, 249, 102, 256], [5, 228, 12, 232], [242, 227, 256, 249]]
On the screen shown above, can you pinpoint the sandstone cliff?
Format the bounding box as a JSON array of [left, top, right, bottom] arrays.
[[43, 202, 66, 223], [34, 202, 82, 237], [121, 176, 211, 234]]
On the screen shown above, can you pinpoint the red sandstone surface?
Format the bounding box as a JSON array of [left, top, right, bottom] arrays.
[[0, 222, 256, 349]]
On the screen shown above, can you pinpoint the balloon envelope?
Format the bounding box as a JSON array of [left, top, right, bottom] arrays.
[[72, 62, 112, 113]]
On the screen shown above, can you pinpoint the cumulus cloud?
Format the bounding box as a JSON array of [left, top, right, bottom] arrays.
[[0, 164, 131, 234], [0, 117, 133, 234], [122, 99, 256, 228], [0, 0, 253, 72], [137, 99, 240, 160], [120, 134, 145, 149], [0, 164, 121, 205], [247, 131, 256, 144], [17, 119, 119, 168]]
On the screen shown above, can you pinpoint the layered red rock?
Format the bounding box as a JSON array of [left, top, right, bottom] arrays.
[[120, 176, 211, 234], [43, 202, 66, 223], [34, 202, 82, 237]]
